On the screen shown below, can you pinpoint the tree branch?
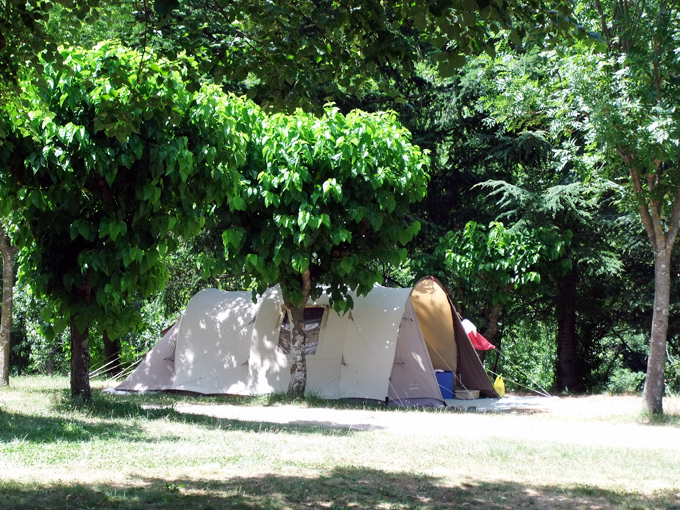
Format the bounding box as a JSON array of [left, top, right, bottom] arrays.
[[210, 0, 268, 58], [623, 151, 657, 251], [594, 0, 612, 47]]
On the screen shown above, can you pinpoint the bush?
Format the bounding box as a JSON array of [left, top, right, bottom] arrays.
[[494, 319, 556, 393], [606, 368, 645, 394]]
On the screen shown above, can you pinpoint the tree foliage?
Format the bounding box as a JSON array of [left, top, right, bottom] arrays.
[[144, 0, 587, 109], [215, 105, 429, 396], [3, 0, 676, 408], [422, 43, 636, 392], [1, 42, 254, 396], [443, 220, 571, 307], [573, 0, 680, 412], [0, 0, 99, 99]]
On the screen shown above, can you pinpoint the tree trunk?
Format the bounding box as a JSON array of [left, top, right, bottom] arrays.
[[0, 225, 18, 386], [481, 302, 501, 345], [102, 330, 121, 377], [480, 303, 501, 364], [284, 268, 312, 399], [285, 303, 307, 398], [643, 249, 672, 413], [623, 157, 680, 414], [70, 314, 91, 399], [555, 266, 582, 393], [70, 274, 92, 399]]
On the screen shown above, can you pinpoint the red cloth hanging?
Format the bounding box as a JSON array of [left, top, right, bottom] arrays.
[[461, 319, 495, 351]]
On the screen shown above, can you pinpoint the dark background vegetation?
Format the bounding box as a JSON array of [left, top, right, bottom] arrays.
[[2, 0, 679, 398]]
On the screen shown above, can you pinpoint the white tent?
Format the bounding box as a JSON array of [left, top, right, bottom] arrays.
[[117, 277, 497, 405]]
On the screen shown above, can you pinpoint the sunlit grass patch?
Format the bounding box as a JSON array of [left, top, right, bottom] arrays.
[[1, 376, 679, 509]]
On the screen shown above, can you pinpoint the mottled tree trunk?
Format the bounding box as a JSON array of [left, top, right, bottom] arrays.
[[623, 156, 680, 414], [643, 249, 672, 413], [70, 314, 91, 399], [0, 225, 18, 386], [481, 303, 501, 345], [285, 303, 307, 398], [284, 268, 312, 399], [555, 267, 582, 393], [102, 330, 121, 377], [479, 303, 501, 363], [70, 273, 92, 399]]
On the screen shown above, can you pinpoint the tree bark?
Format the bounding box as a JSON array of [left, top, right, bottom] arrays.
[[0, 225, 18, 386], [70, 314, 91, 399], [102, 330, 122, 377], [481, 303, 501, 345], [479, 302, 501, 363], [624, 157, 680, 414], [284, 268, 312, 398], [70, 273, 92, 399], [643, 248, 672, 413], [555, 266, 582, 393]]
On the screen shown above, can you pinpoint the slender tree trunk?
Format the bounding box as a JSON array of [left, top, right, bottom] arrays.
[[70, 314, 91, 399], [70, 273, 92, 399], [0, 225, 18, 386], [479, 302, 501, 363], [481, 303, 501, 345], [284, 268, 312, 398], [102, 330, 121, 377], [643, 249, 672, 413], [555, 266, 582, 392], [623, 157, 680, 414]]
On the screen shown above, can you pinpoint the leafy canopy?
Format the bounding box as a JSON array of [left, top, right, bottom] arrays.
[[0, 0, 100, 100], [217, 105, 429, 310], [442, 220, 571, 308], [2, 42, 255, 338], [147, 0, 588, 109]]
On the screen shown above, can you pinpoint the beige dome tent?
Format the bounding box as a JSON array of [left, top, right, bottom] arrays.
[[117, 277, 497, 405]]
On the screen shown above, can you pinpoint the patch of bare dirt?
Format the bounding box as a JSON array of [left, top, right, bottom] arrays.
[[170, 394, 680, 450]]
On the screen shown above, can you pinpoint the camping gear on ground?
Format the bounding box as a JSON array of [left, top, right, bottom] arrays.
[[494, 375, 506, 397], [117, 276, 497, 405]]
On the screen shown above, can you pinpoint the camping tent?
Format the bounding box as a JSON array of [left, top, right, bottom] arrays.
[[117, 276, 497, 405]]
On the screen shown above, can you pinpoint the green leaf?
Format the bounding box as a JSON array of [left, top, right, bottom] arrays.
[[298, 210, 311, 230], [232, 196, 246, 211], [222, 228, 245, 249], [414, 13, 427, 31], [43, 325, 56, 342], [246, 253, 263, 273], [109, 222, 120, 241], [339, 257, 353, 275], [292, 253, 310, 274], [74, 314, 89, 335]]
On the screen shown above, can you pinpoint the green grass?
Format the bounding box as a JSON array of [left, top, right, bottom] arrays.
[[1, 376, 679, 510]]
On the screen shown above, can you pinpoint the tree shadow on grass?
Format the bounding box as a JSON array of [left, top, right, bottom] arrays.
[[0, 411, 144, 444], [0, 389, 361, 445], [1, 467, 678, 510], [67, 388, 366, 435]]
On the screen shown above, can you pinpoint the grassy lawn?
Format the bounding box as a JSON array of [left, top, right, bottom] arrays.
[[1, 376, 679, 510]]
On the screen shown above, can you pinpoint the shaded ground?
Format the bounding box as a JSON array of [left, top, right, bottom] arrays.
[[3, 470, 679, 510]]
